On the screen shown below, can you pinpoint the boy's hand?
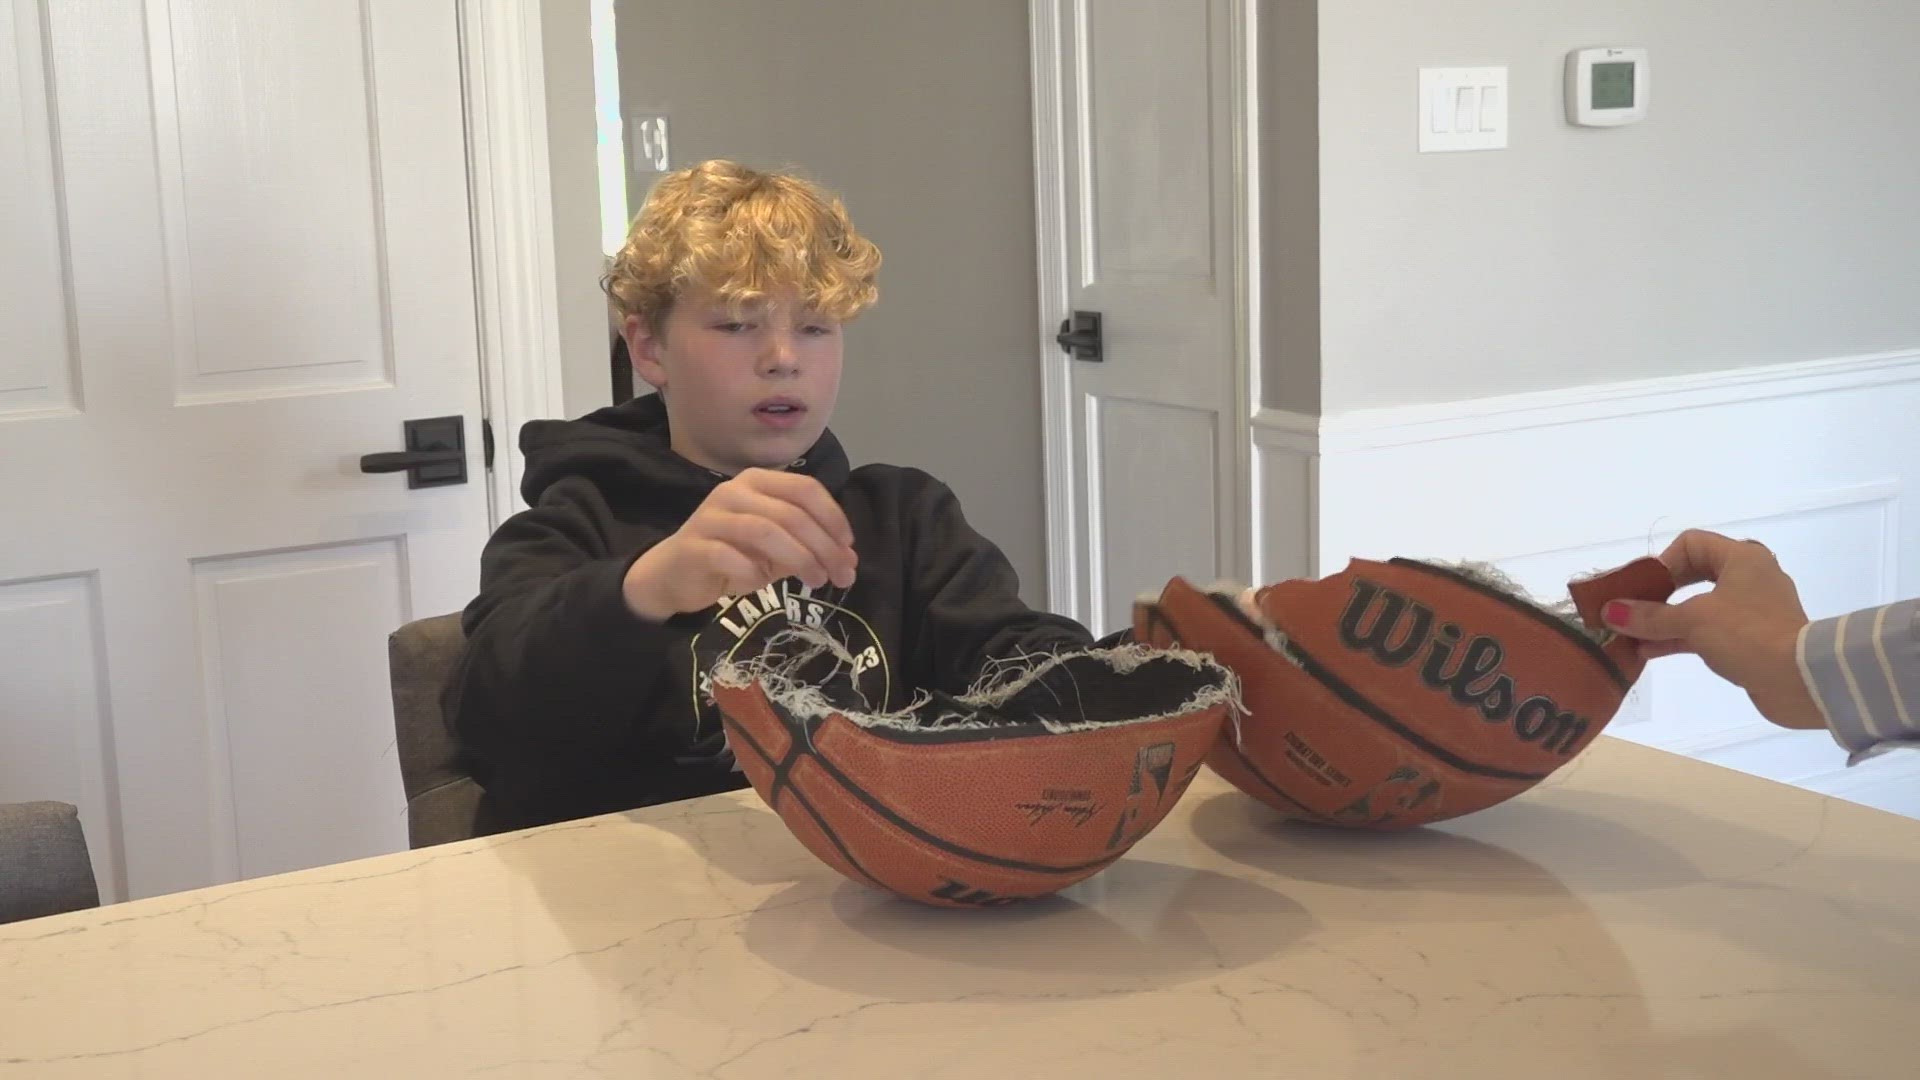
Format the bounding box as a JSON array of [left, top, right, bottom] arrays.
[[623, 469, 858, 621], [1602, 529, 1824, 731]]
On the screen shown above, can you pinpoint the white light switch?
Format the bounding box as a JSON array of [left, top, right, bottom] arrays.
[[1420, 67, 1508, 153], [1478, 85, 1504, 131]]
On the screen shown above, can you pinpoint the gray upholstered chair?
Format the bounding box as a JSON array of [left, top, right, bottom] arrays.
[[388, 614, 485, 848], [0, 801, 100, 924]]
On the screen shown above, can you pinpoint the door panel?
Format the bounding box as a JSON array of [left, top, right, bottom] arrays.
[[1047, 0, 1246, 635], [0, 0, 493, 900]]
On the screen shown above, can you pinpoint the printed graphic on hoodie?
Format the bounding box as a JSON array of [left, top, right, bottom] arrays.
[[687, 579, 891, 762]]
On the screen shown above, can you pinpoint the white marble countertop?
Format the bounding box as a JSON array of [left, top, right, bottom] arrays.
[[4, 737, 1918, 1078]]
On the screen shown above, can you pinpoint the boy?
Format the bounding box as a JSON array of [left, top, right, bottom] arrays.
[[449, 160, 1121, 833]]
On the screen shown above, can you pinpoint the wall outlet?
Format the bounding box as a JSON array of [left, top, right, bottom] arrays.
[[1614, 678, 1655, 731]]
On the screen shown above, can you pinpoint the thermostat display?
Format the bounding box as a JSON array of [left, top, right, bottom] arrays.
[[1591, 62, 1635, 109], [1568, 48, 1649, 127]]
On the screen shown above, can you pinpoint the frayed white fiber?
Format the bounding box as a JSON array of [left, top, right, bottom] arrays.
[[1430, 559, 1613, 645], [711, 625, 1245, 740]]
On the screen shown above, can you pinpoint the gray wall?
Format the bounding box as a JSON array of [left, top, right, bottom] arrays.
[[541, 0, 618, 420], [1260, 0, 1321, 415], [1300, 0, 1920, 413], [615, 0, 1050, 605]]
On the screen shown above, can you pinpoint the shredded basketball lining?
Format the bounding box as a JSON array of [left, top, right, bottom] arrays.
[[1429, 559, 1617, 646], [1145, 564, 1616, 653], [710, 626, 1245, 740], [1140, 583, 1306, 668]]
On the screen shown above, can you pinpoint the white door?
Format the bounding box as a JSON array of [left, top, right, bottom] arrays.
[[1, 1, 493, 901], [1035, 0, 1251, 637]]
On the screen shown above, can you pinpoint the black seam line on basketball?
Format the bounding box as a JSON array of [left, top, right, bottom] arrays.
[[768, 720, 814, 805], [1386, 558, 1631, 692], [1229, 741, 1326, 819], [779, 782, 889, 892], [755, 698, 821, 806], [717, 712, 774, 768], [1160, 597, 1508, 814], [1199, 591, 1274, 641], [770, 742, 802, 804], [721, 711, 802, 803], [1149, 600, 1330, 820], [753, 695, 1010, 892], [796, 745, 1127, 876], [743, 702, 1123, 881], [717, 713, 887, 892], [1284, 640, 1551, 782]]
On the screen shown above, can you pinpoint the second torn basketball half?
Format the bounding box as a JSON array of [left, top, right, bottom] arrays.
[[1135, 555, 1677, 830]]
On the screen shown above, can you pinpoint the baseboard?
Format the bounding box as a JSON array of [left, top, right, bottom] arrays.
[[1252, 348, 1920, 819]]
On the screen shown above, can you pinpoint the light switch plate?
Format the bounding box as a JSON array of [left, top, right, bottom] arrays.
[[627, 113, 671, 174], [1420, 67, 1509, 153]]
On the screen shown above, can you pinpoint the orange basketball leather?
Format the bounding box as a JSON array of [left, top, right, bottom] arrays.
[[1569, 556, 1678, 671], [1135, 557, 1675, 830], [709, 649, 1234, 907]]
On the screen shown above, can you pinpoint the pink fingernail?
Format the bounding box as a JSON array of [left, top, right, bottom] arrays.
[[1603, 601, 1630, 627]]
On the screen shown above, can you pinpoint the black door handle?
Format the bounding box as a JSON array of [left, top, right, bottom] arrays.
[[359, 416, 468, 488], [359, 449, 464, 472], [1055, 310, 1103, 362]]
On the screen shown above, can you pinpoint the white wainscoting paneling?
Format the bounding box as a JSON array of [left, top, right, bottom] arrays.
[[1254, 350, 1920, 819], [1250, 411, 1316, 588]]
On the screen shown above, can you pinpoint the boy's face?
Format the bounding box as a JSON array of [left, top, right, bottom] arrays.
[[626, 288, 844, 476]]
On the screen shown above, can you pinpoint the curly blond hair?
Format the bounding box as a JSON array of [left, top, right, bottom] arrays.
[[603, 160, 881, 334]]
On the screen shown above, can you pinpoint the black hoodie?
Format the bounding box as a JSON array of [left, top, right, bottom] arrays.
[[448, 394, 1112, 832]]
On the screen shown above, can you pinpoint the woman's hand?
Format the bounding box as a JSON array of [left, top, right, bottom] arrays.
[[1602, 529, 1825, 730]]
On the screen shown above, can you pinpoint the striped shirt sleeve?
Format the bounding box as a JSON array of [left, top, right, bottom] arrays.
[[1796, 599, 1920, 765]]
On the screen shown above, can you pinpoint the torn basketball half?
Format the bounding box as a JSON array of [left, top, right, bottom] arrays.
[[1134, 556, 1675, 830], [708, 632, 1241, 907]]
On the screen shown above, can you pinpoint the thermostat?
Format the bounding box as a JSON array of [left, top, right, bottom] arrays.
[[1567, 47, 1648, 127]]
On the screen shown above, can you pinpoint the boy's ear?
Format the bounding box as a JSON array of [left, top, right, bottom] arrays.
[[625, 314, 668, 393]]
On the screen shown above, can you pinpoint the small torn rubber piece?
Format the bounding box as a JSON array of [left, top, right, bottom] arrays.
[[1567, 557, 1678, 632]]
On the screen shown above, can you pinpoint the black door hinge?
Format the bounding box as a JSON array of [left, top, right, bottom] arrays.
[[482, 417, 495, 471]]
